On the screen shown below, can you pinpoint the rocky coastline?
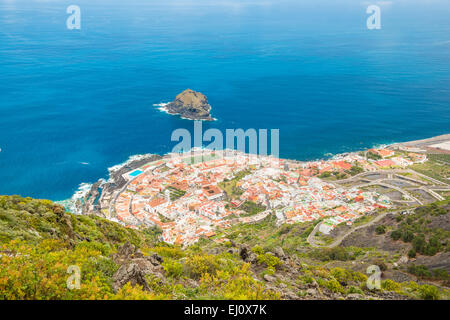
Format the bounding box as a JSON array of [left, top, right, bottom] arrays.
[[161, 89, 214, 121], [69, 133, 449, 218], [68, 154, 162, 217]]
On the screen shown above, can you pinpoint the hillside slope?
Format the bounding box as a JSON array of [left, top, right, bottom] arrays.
[[0, 195, 448, 300]]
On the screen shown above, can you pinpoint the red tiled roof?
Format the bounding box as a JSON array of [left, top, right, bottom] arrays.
[[333, 161, 353, 171], [374, 160, 396, 167]]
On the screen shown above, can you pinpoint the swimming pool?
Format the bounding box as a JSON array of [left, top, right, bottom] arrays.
[[129, 169, 143, 177]]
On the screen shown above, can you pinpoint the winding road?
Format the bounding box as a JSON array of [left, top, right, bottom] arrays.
[[307, 167, 449, 249]]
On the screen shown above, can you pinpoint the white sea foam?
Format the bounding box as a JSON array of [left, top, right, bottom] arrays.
[[153, 102, 169, 107], [65, 154, 155, 211], [61, 178, 109, 214], [74, 182, 93, 198], [373, 143, 389, 149], [59, 182, 93, 214], [153, 102, 170, 113], [154, 102, 217, 121]]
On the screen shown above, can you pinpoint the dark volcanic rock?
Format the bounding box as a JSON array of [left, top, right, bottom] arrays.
[[239, 245, 257, 264], [112, 242, 165, 292], [273, 246, 286, 260], [165, 89, 213, 121], [113, 263, 153, 292], [263, 274, 276, 282]]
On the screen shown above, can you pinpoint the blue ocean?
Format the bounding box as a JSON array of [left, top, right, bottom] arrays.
[[0, 0, 449, 200]]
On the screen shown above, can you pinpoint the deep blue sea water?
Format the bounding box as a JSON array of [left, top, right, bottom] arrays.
[[0, 0, 449, 200]]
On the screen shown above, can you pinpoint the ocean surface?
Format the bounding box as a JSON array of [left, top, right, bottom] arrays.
[[0, 0, 449, 200]]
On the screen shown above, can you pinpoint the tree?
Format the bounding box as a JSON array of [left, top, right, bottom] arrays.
[[390, 230, 401, 241], [407, 264, 431, 278], [349, 165, 364, 176], [412, 236, 427, 254], [375, 225, 386, 235], [319, 172, 331, 178], [367, 152, 382, 160], [419, 285, 440, 300], [401, 230, 414, 243], [424, 245, 438, 256]]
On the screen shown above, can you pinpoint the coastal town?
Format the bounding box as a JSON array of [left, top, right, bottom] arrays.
[[71, 136, 450, 247]]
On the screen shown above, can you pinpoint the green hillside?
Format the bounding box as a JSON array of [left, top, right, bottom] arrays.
[[0, 195, 448, 300]]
